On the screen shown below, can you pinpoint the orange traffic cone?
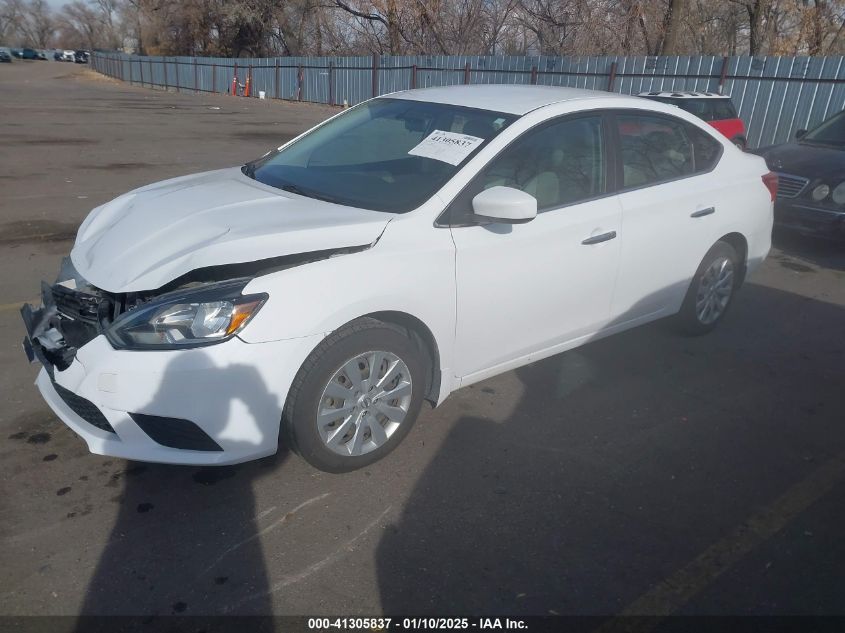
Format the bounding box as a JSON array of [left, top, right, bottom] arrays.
[[231, 75, 237, 96], [244, 74, 251, 98]]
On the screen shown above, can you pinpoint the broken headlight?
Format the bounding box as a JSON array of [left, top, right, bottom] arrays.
[[105, 280, 267, 350]]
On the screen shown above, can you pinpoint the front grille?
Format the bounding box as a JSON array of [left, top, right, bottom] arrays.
[[52, 382, 115, 433], [130, 413, 223, 451], [776, 172, 809, 199], [52, 285, 101, 324]]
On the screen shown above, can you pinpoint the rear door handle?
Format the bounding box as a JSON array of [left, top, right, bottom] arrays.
[[691, 206, 715, 218], [581, 230, 617, 245]]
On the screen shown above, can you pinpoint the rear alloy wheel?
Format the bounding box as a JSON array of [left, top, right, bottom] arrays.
[[283, 318, 426, 472], [676, 241, 740, 335]]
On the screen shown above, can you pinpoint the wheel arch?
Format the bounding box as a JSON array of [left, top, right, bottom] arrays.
[[364, 310, 441, 407], [717, 232, 749, 286]]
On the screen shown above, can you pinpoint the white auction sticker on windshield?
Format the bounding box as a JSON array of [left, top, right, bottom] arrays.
[[407, 130, 484, 166]]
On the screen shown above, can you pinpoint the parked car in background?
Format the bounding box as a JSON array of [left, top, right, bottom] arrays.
[[11, 48, 23, 58], [638, 92, 747, 150], [62, 50, 75, 62], [21, 85, 774, 472], [53, 50, 62, 61], [74, 50, 89, 63], [16, 48, 41, 60], [754, 110, 845, 239], [0, 49, 12, 63], [36, 50, 47, 60]]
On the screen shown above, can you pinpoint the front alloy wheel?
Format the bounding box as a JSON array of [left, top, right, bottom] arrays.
[[318, 351, 413, 457], [283, 317, 426, 472]]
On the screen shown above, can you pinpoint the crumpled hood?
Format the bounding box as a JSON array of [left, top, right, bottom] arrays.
[[71, 168, 391, 292]]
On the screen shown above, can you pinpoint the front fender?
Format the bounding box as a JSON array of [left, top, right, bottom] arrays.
[[238, 218, 456, 390]]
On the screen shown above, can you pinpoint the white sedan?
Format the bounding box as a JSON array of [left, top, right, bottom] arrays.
[[22, 85, 775, 472]]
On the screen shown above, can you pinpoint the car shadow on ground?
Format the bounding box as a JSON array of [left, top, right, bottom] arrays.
[[375, 282, 845, 616], [79, 353, 288, 619]]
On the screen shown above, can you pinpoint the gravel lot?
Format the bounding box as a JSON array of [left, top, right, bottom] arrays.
[[2, 61, 844, 621]]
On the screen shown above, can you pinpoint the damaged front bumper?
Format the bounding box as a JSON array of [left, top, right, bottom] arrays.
[[20, 266, 323, 465]]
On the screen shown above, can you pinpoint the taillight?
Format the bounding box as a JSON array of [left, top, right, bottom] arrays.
[[762, 172, 778, 202]]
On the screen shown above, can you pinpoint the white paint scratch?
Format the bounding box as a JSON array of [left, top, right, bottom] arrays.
[[204, 493, 330, 574], [224, 505, 393, 613]]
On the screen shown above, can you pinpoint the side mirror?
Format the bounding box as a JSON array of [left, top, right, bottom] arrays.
[[795, 128, 807, 139], [472, 186, 537, 224]]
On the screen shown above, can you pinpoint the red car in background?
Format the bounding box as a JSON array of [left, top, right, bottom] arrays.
[[638, 91, 747, 150]]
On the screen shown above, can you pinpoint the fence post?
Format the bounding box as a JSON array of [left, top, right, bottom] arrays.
[[372, 53, 379, 97], [530, 65, 538, 84], [328, 61, 334, 105], [175, 59, 181, 92], [297, 65, 303, 101], [148, 59, 153, 88], [464, 62, 470, 84], [718, 56, 729, 94], [163, 58, 169, 90], [139, 58, 144, 86], [212, 63, 216, 93], [121, 56, 125, 81], [607, 61, 617, 92], [411, 64, 417, 89], [246, 65, 252, 97], [194, 58, 199, 93], [275, 58, 280, 99]]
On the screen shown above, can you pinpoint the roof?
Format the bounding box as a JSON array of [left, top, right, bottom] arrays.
[[389, 84, 627, 115], [638, 91, 730, 99]]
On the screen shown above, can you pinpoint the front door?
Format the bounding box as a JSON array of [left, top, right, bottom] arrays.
[[449, 114, 623, 381]]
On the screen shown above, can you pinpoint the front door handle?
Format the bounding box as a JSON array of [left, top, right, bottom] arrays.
[[691, 206, 715, 218], [581, 230, 617, 245]]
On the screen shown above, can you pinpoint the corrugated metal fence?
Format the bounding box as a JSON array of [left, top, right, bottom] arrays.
[[92, 52, 845, 149]]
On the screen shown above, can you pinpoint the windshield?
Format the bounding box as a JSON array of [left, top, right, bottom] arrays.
[[802, 111, 845, 147], [244, 98, 516, 213]]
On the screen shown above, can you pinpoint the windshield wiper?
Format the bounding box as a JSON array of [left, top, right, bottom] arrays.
[[279, 183, 343, 205]]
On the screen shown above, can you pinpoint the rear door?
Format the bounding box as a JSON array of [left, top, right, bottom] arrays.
[[609, 110, 726, 324]]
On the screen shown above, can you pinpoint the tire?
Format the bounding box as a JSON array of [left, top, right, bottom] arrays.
[[676, 241, 740, 335], [282, 317, 427, 473]]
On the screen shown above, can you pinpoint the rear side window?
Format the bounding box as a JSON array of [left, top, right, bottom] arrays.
[[616, 113, 722, 189], [685, 124, 722, 171]]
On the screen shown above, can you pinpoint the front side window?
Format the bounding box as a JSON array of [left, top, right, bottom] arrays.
[[244, 98, 516, 213], [449, 115, 605, 221]]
